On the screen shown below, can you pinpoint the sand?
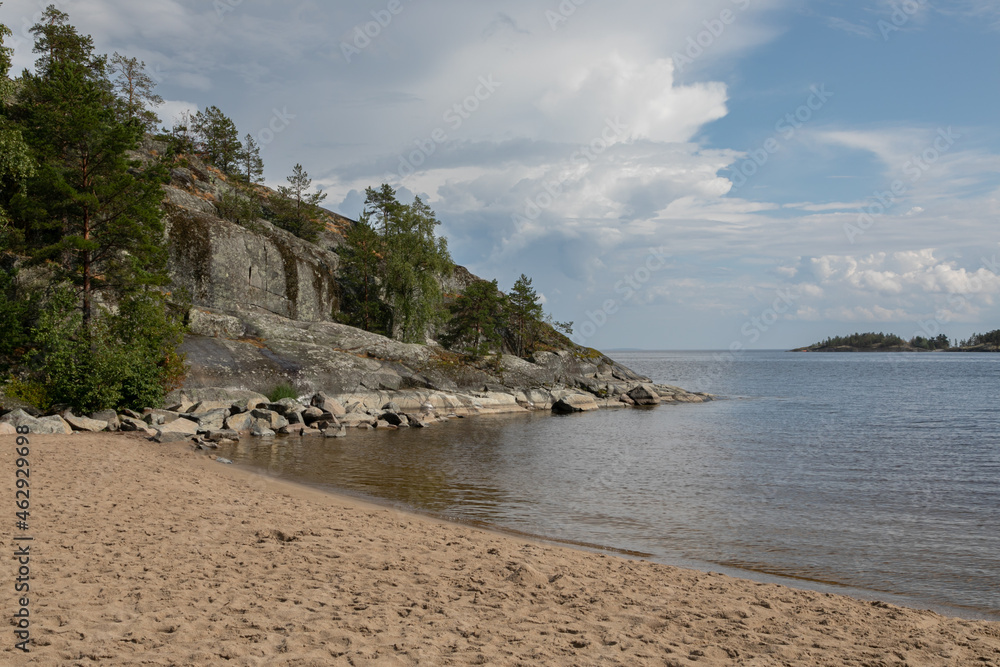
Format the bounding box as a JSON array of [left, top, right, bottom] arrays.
[[1, 432, 998, 666]]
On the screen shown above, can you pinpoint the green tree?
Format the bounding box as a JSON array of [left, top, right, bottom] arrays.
[[443, 279, 506, 359], [30, 286, 185, 412], [7, 6, 168, 328], [505, 273, 544, 357], [274, 163, 326, 241], [0, 7, 183, 413], [362, 183, 403, 238], [238, 133, 264, 186], [216, 132, 264, 227], [339, 218, 388, 333], [0, 5, 34, 231], [193, 105, 240, 175], [109, 52, 162, 131], [383, 195, 452, 342]]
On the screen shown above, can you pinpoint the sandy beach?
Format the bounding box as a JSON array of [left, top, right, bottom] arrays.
[[2, 433, 998, 666]]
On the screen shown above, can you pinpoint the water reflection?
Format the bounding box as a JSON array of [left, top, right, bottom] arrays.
[[215, 352, 1000, 620]]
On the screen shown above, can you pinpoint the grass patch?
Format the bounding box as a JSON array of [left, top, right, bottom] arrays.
[[266, 383, 299, 402]]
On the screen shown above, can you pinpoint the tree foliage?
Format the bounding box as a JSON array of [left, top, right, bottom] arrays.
[[109, 52, 162, 131], [0, 5, 184, 412], [192, 105, 240, 175], [273, 163, 326, 241], [958, 330, 1000, 348], [340, 185, 453, 342], [442, 279, 506, 358], [505, 274, 544, 357], [0, 6, 34, 230]]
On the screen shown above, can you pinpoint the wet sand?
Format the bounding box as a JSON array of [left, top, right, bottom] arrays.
[[2, 432, 999, 665]]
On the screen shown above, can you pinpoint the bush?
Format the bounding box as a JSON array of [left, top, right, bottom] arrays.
[[30, 287, 186, 413], [2, 376, 50, 411], [266, 383, 298, 402]]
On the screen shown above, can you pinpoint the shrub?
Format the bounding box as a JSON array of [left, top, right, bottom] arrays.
[[30, 287, 186, 413], [267, 383, 298, 402]]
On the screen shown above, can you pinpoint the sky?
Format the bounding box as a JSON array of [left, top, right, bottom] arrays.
[[3, 0, 999, 350]]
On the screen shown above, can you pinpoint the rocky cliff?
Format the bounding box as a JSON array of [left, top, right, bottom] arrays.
[[156, 145, 710, 416]]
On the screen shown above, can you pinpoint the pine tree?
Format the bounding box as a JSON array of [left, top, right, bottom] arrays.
[[8, 7, 167, 327], [340, 218, 387, 333], [0, 6, 182, 412], [362, 183, 403, 237], [192, 105, 240, 175], [443, 279, 506, 359], [274, 163, 326, 241], [238, 133, 264, 186], [506, 274, 544, 357], [109, 52, 163, 131]]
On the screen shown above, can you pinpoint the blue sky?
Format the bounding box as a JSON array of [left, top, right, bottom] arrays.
[[3, 0, 999, 349]]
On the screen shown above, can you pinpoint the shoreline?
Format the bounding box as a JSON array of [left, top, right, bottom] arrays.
[[4, 432, 999, 665], [223, 421, 1000, 626]]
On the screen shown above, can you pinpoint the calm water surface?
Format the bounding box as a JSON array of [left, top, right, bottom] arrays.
[[217, 351, 1000, 619]]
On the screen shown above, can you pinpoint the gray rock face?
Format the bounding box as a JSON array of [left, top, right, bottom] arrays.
[[166, 207, 339, 323], [627, 384, 662, 406], [552, 394, 600, 414]]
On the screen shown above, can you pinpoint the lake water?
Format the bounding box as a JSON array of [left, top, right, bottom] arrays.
[[216, 351, 1000, 620]]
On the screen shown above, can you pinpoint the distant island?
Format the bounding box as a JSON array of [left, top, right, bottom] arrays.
[[792, 330, 1000, 352]]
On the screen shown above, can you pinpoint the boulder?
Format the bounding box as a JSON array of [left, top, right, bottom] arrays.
[[627, 384, 662, 406], [120, 417, 154, 434], [250, 422, 275, 438], [187, 400, 233, 414], [278, 424, 308, 436], [1, 410, 74, 434], [195, 409, 230, 432], [374, 420, 396, 430], [206, 429, 240, 442], [90, 410, 120, 431], [552, 394, 600, 414], [273, 398, 306, 415], [154, 431, 193, 443], [156, 418, 200, 435], [63, 414, 110, 433], [380, 412, 405, 427], [225, 412, 255, 432], [251, 409, 289, 431], [143, 409, 182, 426], [323, 426, 347, 438], [339, 412, 376, 428], [286, 410, 304, 425], [0, 395, 41, 417], [36, 415, 74, 434], [311, 393, 346, 417], [301, 406, 324, 425]]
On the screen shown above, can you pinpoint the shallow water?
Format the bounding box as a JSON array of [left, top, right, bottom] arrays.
[[216, 350, 1000, 620]]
